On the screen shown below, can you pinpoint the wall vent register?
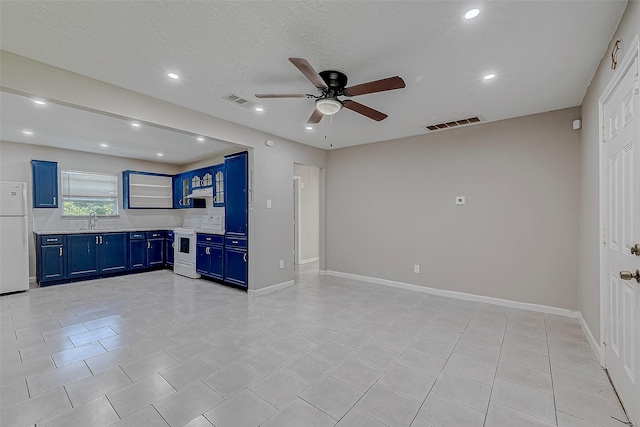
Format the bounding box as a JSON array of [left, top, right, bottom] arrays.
[[424, 115, 484, 132]]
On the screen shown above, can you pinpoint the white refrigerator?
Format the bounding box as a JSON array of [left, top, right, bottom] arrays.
[[0, 181, 29, 294]]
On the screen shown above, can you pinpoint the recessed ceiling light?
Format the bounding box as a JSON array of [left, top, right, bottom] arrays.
[[484, 73, 496, 80], [305, 126, 313, 130], [100, 143, 108, 148], [33, 100, 46, 105], [197, 137, 205, 142], [131, 122, 140, 127], [464, 8, 480, 19], [255, 107, 264, 112], [157, 153, 163, 157], [22, 130, 33, 135], [167, 73, 180, 80]]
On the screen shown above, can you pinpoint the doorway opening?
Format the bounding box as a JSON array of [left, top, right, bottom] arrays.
[[293, 164, 320, 276]]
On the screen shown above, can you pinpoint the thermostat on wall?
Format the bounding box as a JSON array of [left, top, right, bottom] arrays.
[[456, 196, 467, 205]]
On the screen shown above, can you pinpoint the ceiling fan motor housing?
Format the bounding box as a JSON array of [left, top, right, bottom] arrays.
[[319, 70, 348, 94]]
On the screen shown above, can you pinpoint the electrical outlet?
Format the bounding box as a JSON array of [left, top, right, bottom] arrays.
[[414, 264, 420, 274], [279, 260, 284, 269], [267, 199, 272, 208]]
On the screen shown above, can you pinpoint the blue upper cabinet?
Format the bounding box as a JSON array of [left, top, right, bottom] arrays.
[[213, 164, 225, 207], [123, 171, 173, 209], [224, 152, 248, 237], [173, 172, 192, 209], [31, 160, 58, 208]]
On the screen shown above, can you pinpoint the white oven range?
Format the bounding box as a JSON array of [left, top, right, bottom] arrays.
[[173, 227, 200, 279]]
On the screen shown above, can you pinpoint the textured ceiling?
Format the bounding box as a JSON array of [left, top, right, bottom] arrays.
[[0, 91, 240, 165], [0, 1, 627, 150]]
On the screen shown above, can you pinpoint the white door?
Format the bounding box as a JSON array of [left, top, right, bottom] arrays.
[[603, 42, 640, 424]]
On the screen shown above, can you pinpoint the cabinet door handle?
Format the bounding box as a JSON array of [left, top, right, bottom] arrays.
[[206, 247, 210, 255], [53, 197, 56, 204], [59, 247, 63, 256], [100, 236, 103, 244], [147, 241, 151, 249], [243, 252, 247, 262], [96, 236, 99, 244], [171, 242, 175, 248]]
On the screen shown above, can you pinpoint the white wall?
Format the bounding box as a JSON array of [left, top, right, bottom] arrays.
[[0, 140, 184, 278], [326, 107, 581, 310], [294, 164, 320, 263], [0, 51, 328, 291], [578, 2, 639, 342]]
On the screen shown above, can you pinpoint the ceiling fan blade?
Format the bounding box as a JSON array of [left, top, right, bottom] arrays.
[[344, 76, 406, 97], [255, 93, 309, 99], [307, 108, 324, 124], [342, 100, 388, 121], [289, 58, 328, 89]]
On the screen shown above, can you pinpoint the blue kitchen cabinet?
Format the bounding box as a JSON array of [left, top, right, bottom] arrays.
[[147, 231, 165, 267], [213, 164, 225, 207], [223, 236, 247, 288], [224, 152, 248, 237], [165, 231, 174, 266], [100, 233, 128, 273], [31, 160, 58, 208], [129, 232, 147, 270], [67, 234, 100, 278], [38, 235, 65, 282], [173, 173, 192, 209], [196, 233, 223, 280]]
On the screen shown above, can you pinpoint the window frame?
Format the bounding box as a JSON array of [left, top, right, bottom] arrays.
[[60, 169, 120, 218]]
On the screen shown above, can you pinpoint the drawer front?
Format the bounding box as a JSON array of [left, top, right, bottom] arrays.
[[197, 234, 224, 245], [146, 231, 165, 239], [225, 237, 247, 248], [129, 232, 146, 240], [40, 235, 64, 245]]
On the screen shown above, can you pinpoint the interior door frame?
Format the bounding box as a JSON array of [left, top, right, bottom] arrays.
[[599, 33, 640, 367], [293, 175, 301, 265]]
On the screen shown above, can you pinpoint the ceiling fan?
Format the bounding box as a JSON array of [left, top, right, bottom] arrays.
[[255, 58, 406, 124]]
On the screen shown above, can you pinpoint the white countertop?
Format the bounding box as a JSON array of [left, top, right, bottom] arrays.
[[34, 228, 170, 235], [34, 228, 226, 235]]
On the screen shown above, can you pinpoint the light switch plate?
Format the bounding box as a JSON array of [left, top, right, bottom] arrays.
[[279, 260, 284, 269], [414, 264, 420, 274], [456, 196, 467, 206]]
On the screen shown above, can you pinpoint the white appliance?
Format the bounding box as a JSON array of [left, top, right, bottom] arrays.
[[173, 227, 200, 279], [0, 181, 29, 294]]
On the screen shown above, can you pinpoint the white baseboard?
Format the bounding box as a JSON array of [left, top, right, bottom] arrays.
[[298, 257, 319, 265], [578, 311, 603, 361], [323, 270, 578, 318], [248, 280, 294, 297]]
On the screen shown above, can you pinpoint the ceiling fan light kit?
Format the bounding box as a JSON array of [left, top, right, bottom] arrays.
[[315, 98, 342, 115], [255, 57, 406, 125]]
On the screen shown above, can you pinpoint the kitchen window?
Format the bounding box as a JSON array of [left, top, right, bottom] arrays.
[[61, 170, 119, 216]]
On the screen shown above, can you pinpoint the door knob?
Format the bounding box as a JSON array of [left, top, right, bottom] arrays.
[[631, 244, 640, 256], [620, 270, 640, 283]]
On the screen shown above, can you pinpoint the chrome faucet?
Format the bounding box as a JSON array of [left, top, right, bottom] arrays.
[[89, 210, 97, 230]]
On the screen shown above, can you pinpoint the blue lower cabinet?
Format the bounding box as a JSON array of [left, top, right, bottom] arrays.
[[166, 232, 174, 267], [129, 233, 147, 270], [39, 240, 65, 281], [67, 234, 100, 278], [147, 240, 164, 266], [196, 234, 224, 280], [100, 233, 127, 273], [224, 236, 247, 288]]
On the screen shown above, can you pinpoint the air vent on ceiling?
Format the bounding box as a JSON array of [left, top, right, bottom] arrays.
[[223, 93, 255, 109], [424, 115, 484, 132]]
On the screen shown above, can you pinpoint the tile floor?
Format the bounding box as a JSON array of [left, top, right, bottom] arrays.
[[0, 263, 630, 427]]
